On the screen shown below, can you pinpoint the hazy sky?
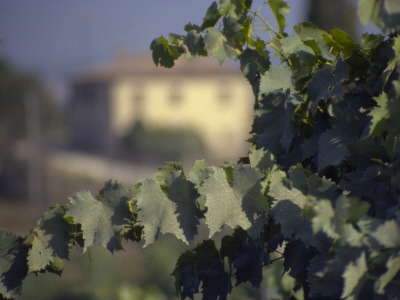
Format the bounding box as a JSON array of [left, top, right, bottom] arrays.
[[0, 0, 310, 79]]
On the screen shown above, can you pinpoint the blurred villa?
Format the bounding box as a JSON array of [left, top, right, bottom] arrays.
[[69, 52, 254, 164]]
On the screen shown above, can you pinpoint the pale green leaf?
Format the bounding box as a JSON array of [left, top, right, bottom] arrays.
[[189, 160, 212, 211], [367, 93, 389, 137], [137, 171, 200, 246], [312, 200, 339, 239], [371, 220, 400, 248], [280, 34, 316, 65], [259, 65, 292, 95], [189, 160, 212, 187], [204, 27, 240, 64], [358, 0, 377, 25], [385, 0, 400, 14], [375, 254, 400, 294], [249, 146, 275, 173], [294, 22, 325, 43], [219, 0, 252, 19], [65, 181, 131, 252], [269, 169, 306, 208], [342, 252, 368, 299], [199, 166, 267, 239]]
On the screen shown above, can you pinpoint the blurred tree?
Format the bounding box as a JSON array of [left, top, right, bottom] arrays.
[[0, 59, 66, 201], [123, 121, 206, 164], [307, 0, 357, 39]]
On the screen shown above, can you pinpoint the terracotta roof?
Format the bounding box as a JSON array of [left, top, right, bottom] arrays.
[[73, 52, 240, 83]]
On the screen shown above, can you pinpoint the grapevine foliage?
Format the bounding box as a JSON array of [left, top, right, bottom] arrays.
[[2, 0, 400, 299]]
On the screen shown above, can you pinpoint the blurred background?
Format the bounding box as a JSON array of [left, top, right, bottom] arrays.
[[0, 0, 378, 299]]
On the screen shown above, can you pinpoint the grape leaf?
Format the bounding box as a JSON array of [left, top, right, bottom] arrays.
[[155, 162, 183, 189], [150, 35, 182, 68], [324, 29, 361, 59], [204, 27, 240, 64], [219, 0, 252, 20], [342, 252, 368, 299], [252, 92, 296, 154], [259, 65, 292, 95], [294, 22, 325, 43], [280, 34, 316, 66], [173, 240, 220, 299], [375, 254, 400, 294], [231, 236, 266, 288], [137, 170, 200, 246], [199, 165, 267, 239], [240, 48, 271, 93], [267, 0, 289, 34], [371, 220, 400, 248], [358, 0, 377, 25], [185, 30, 207, 59], [308, 59, 349, 114], [312, 199, 339, 239], [178, 265, 199, 299], [28, 205, 70, 273], [367, 93, 389, 137], [65, 181, 131, 252], [283, 238, 310, 277], [269, 169, 307, 208], [248, 146, 275, 173], [0, 230, 28, 299], [189, 160, 212, 187], [201, 1, 221, 30], [317, 128, 355, 171], [199, 259, 232, 300], [307, 255, 344, 298]]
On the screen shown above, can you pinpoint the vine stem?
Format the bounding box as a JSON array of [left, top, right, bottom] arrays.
[[367, 273, 400, 286], [252, 10, 284, 40]]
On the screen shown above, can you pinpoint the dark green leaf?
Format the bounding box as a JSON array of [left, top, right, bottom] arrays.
[[232, 237, 265, 287], [308, 58, 349, 114], [0, 230, 28, 299], [150, 35, 182, 68], [28, 205, 70, 273], [317, 128, 354, 171], [252, 92, 296, 154], [267, 0, 289, 34], [219, 0, 253, 20], [240, 48, 270, 93], [201, 1, 221, 30], [155, 162, 183, 189], [199, 259, 232, 300]]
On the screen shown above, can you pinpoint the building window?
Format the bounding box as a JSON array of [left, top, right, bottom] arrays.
[[169, 81, 183, 106], [217, 80, 231, 105]]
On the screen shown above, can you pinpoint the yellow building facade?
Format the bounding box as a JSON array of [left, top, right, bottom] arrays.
[[70, 53, 254, 163]]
